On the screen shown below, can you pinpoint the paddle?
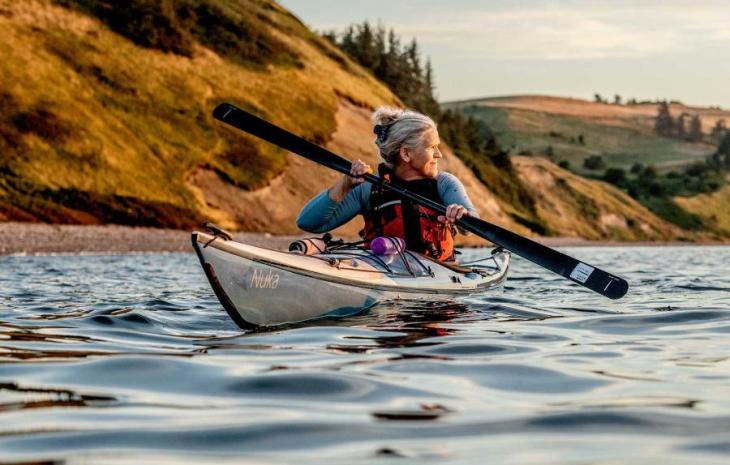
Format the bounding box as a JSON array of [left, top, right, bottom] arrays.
[[212, 103, 629, 299]]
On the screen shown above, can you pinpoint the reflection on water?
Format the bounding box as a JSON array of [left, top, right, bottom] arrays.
[[0, 247, 729, 464]]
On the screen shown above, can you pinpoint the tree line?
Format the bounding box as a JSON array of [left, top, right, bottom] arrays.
[[653, 101, 728, 144], [594, 94, 683, 106]]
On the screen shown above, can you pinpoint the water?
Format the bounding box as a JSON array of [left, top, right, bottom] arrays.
[[0, 246, 729, 464]]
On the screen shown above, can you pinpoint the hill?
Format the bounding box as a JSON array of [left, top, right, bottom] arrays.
[[0, 0, 533, 236], [0, 0, 394, 228], [445, 95, 728, 175], [0, 1, 717, 243]]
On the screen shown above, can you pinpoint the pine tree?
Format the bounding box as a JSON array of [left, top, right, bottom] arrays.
[[654, 101, 674, 137], [717, 131, 730, 169], [356, 22, 378, 70], [711, 119, 727, 144], [675, 113, 687, 140], [688, 115, 703, 142]]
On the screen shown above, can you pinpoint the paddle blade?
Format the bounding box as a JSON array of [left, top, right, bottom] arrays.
[[460, 216, 629, 299]]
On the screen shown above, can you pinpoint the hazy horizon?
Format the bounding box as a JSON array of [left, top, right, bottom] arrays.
[[279, 0, 730, 109]]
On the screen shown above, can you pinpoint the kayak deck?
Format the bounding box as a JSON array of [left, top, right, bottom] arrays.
[[192, 231, 510, 328]]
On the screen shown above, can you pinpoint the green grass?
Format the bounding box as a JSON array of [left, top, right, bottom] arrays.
[[0, 0, 393, 227], [463, 106, 715, 175]]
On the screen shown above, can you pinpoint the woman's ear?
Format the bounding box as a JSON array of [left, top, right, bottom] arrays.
[[399, 146, 410, 163]]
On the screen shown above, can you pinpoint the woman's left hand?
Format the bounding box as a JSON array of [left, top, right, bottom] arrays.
[[438, 204, 468, 223]]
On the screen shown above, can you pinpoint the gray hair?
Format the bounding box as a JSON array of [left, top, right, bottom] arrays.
[[372, 106, 436, 165]]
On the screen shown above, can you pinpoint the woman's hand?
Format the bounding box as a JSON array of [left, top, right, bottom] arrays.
[[345, 159, 371, 187], [438, 204, 468, 223], [328, 159, 371, 202]]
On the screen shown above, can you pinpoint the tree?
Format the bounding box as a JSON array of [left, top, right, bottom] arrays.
[[594, 93, 604, 104], [641, 165, 658, 179], [711, 119, 727, 144], [688, 115, 703, 142], [583, 155, 605, 170], [717, 131, 730, 169], [603, 167, 626, 185], [654, 101, 674, 137], [675, 113, 687, 140], [630, 162, 644, 174], [613, 94, 622, 105]]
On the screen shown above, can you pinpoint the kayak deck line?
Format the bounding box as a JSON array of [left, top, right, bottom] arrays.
[[192, 231, 511, 328], [194, 232, 509, 294]]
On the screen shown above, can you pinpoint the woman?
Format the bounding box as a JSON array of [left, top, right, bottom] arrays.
[[297, 106, 478, 261]]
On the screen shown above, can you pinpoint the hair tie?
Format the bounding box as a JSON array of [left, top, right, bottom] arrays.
[[373, 123, 392, 144]]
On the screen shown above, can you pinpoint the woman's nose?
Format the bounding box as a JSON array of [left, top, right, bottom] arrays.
[[434, 147, 442, 158]]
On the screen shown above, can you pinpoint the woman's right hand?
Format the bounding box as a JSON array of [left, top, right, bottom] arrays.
[[344, 159, 371, 187], [329, 159, 371, 202]]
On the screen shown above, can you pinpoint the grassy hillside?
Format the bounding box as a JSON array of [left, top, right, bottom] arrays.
[[512, 156, 682, 241], [445, 96, 730, 238], [0, 0, 396, 226], [675, 176, 730, 236], [446, 96, 726, 175], [0, 2, 720, 242]]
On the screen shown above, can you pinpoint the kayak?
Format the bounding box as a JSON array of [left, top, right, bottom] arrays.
[[192, 230, 511, 328]]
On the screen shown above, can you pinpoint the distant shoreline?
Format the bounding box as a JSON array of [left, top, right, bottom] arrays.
[[0, 222, 727, 256]]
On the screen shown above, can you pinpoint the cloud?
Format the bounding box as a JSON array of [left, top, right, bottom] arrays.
[[385, 2, 730, 60]]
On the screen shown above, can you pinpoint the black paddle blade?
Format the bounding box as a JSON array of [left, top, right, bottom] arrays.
[[213, 102, 629, 299], [459, 216, 629, 299]]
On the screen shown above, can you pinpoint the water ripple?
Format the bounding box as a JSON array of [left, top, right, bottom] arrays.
[[0, 247, 728, 463]]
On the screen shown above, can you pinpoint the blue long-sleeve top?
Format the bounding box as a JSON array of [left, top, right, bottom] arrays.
[[297, 171, 478, 233]]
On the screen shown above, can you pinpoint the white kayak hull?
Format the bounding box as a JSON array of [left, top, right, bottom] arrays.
[[192, 231, 510, 328]]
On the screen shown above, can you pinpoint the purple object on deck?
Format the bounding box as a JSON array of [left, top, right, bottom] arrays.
[[371, 236, 405, 255]]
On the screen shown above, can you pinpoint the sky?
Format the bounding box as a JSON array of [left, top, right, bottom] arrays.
[[278, 0, 730, 108]]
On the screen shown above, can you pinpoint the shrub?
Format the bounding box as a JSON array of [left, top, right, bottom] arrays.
[[583, 155, 605, 170], [558, 160, 570, 169], [603, 167, 626, 185], [641, 165, 658, 179], [55, 0, 301, 68], [11, 108, 71, 142], [685, 162, 709, 177]]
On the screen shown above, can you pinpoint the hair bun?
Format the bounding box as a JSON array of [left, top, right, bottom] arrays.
[[372, 106, 404, 126]]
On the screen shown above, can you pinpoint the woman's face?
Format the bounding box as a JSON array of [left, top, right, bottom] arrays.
[[400, 127, 442, 179]]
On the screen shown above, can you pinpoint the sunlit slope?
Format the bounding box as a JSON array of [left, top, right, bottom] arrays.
[[0, 0, 396, 226], [0, 2, 709, 241], [512, 156, 682, 241], [675, 176, 730, 237], [446, 96, 727, 174]]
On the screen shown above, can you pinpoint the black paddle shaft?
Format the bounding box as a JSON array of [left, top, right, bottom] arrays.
[[212, 103, 629, 299]]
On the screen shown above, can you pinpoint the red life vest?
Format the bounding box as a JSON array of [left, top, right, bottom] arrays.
[[361, 167, 455, 261]]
